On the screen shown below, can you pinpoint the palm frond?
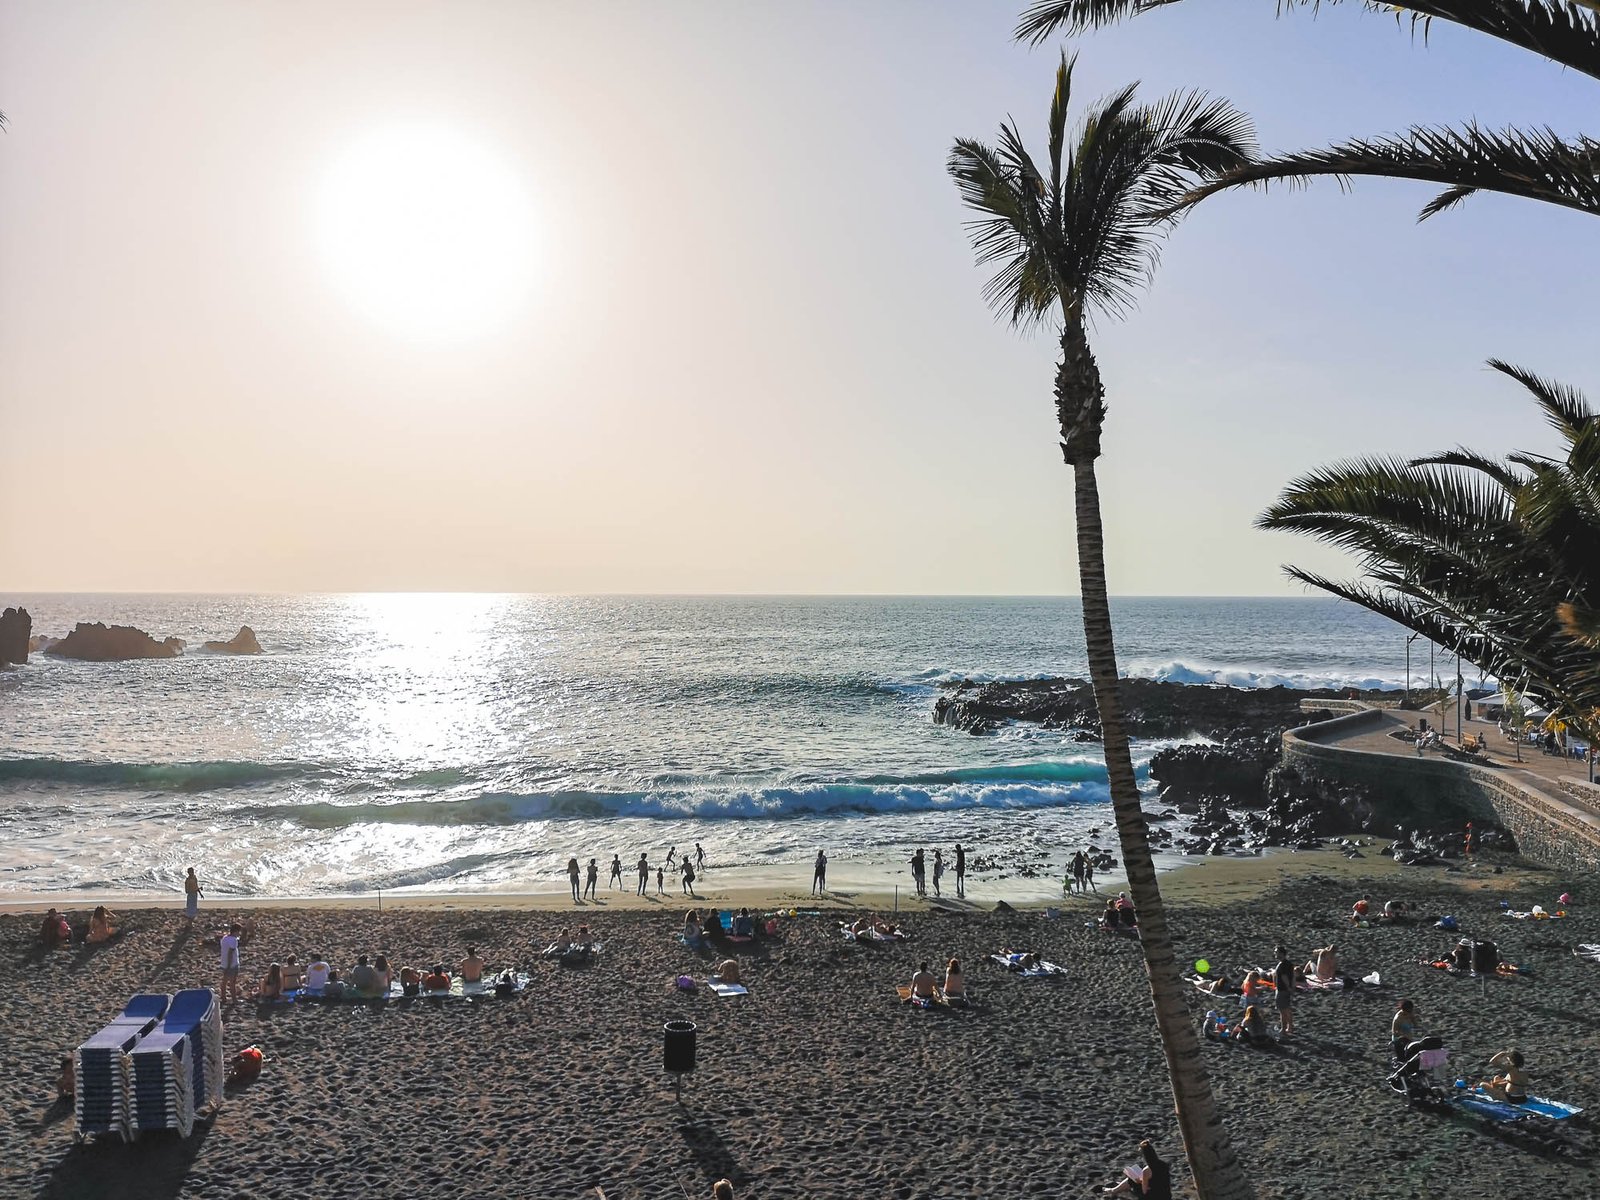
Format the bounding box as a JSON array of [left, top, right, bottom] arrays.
[[1015, 1, 1600, 84], [1173, 122, 1600, 222]]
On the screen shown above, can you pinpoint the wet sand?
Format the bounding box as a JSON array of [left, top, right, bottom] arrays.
[[4, 853, 1597, 1199]]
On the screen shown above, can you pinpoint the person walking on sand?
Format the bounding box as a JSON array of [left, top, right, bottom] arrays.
[[696, 842, 706, 870], [931, 849, 944, 898], [584, 857, 599, 901], [609, 854, 624, 890], [910, 849, 925, 897], [637, 853, 650, 896], [183, 867, 203, 919], [219, 922, 243, 1005], [812, 849, 827, 895], [568, 856, 582, 904], [954, 842, 966, 898]]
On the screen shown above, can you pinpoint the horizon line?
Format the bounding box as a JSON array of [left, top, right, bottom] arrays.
[[5, 589, 1334, 601]]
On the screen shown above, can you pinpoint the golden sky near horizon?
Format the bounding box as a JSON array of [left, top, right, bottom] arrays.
[[2, 1, 1595, 594]]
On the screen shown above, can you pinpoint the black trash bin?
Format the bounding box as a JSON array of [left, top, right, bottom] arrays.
[[663, 1020, 697, 1074]]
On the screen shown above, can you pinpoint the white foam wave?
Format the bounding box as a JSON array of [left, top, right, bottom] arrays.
[[1124, 660, 1406, 692]]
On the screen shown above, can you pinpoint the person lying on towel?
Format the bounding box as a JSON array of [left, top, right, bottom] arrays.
[[1001, 948, 1041, 971], [1195, 971, 1232, 995]]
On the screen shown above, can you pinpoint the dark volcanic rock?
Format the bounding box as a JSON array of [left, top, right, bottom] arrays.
[[932, 676, 1348, 740], [45, 622, 184, 662], [1149, 735, 1280, 805], [200, 625, 262, 655], [0, 606, 29, 667]]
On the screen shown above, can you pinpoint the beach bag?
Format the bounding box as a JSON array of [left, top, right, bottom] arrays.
[[675, 975, 696, 991], [230, 1046, 263, 1083]]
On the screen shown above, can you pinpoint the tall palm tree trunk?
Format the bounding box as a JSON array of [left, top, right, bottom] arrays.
[[1059, 323, 1252, 1200]]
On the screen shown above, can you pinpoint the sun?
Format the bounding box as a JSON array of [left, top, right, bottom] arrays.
[[313, 123, 538, 344]]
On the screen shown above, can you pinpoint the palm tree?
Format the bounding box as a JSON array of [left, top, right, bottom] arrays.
[[949, 54, 1256, 1200], [1015, 1, 1600, 222], [1258, 359, 1600, 749]]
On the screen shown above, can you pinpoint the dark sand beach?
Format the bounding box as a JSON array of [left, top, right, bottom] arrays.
[[5, 855, 1598, 1199]]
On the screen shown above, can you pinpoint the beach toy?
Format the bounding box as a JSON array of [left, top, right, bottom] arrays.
[[1195, 959, 1211, 975]]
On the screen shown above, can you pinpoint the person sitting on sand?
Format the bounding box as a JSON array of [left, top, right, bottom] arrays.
[[305, 954, 330, 991], [1391, 999, 1420, 1061], [1351, 895, 1371, 923], [459, 945, 485, 984], [1449, 938, 1473, 973], [712, 1181, 734, 1200], [40, 908, 71, 950], [237, 914, 259, 947], [57, 1056, 75, 1102], [281, 956, 303, 990], [543, 929, 573, 957], [87, 905, 117, 944], [573, 924, 595, 952], [400, 965, 423, 997], [684, 912, 704, 948], [943, 957, 967, 1005], [374, 954, 395, 991], [731, 908, 755, 938], [1233, 1004, 1271, 1047], [255, 962, 285, 1001], [1383, 898, 1407, 920], [1115, 891, 1135, 917], [322, 970, 346, 1000], [714, 958, 741, 986], [1304, 944, 1339, 981], [349, 954, 383, 998], [1480, 1050, 1531, 1103], [1101, 1139, 1172, 1198], [873, 916, 902, 939], [909, 961, 939, 1001], [1101, 899, 1122, 931], [422, 963, 451, 992]]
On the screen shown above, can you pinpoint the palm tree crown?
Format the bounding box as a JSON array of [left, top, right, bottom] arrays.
[[1260, 359, 1600, 737], [950, 53, 1255, 329]]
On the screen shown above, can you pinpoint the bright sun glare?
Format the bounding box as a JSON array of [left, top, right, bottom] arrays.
[[314, 123, 538, 344]]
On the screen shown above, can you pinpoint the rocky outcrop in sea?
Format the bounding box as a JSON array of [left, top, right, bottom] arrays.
[[45, 622, 186, 662], [0, 607, 30, 667], [200, 626, 262, 655]]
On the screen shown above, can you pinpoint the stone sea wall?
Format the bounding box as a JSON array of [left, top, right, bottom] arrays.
[[1283, 711, 1600, 873]]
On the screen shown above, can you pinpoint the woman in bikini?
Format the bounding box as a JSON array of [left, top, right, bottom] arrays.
[[943, 957, 966, 1004], [1481, 1050, 1531, 1103]]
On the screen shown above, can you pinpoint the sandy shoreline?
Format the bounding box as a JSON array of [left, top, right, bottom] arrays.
[[5, 849, 1597, 1199]]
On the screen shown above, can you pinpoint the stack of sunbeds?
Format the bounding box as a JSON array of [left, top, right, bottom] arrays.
[[127, 988, 224, 1138], [73, 993, 171, 1141]]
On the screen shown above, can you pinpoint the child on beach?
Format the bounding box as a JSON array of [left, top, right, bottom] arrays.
[[656, 866, 665, 894]]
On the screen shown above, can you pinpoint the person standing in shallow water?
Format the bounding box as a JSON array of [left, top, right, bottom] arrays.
[[584, 857, 598, 901], [609, 854, 623, 890], [183, 867, 202, 919], [812, 849, 827, 895], [695, 842, 706, 870], [636, 853, 649, 896], [954, 843, 966, 898], [567, 856, 582, 903]]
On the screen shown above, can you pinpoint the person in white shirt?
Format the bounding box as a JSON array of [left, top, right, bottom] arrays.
[[305, 954, 331, 991], [219, 923, 243, 1004]]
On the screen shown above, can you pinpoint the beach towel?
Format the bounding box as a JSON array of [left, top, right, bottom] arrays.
[[894, 985, 944, 1008], [1575, 944, 1600, 963], [843, 925, 906, 944], [706, 980, 748, 997], [1188, 975, 1239, 996], [1453, 1082, 1583, 1120], [988, 953, 1065, 977], [1501, 909, 1566, 921], [1299, 975, 1347, 991]]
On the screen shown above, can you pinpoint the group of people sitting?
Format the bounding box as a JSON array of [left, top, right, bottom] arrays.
[[1099, 893, 1138, 933], [1350, 895, 1409, 925], [254, 945, 491, 1000], [682, 908, 760, 949], [37, 905, 119, 949], [544, 925, 599, 961], [907, 958, 967, 1007]]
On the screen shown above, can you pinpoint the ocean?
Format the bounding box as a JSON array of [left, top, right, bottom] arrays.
[[0, 594, 1439, 898]]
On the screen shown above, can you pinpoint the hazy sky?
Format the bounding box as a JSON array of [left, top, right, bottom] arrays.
[[3, 1, 1596, 595]]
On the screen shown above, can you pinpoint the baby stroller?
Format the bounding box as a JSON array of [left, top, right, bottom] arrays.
[[1388, 1037, 1451, 1109]]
